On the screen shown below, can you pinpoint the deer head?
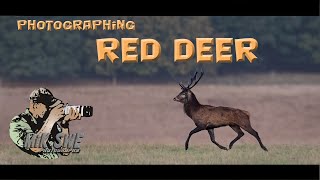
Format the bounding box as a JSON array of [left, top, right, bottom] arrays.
[[173, 70, 204, 104]]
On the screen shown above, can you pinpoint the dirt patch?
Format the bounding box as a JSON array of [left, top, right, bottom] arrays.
[[1, 84, 320, 146]]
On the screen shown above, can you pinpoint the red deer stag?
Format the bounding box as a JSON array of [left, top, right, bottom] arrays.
[[173, 70, 268, 151]]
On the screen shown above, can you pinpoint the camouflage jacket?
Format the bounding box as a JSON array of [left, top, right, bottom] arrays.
[[9, 108, 63, 159]]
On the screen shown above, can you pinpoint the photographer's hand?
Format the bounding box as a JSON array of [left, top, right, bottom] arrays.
[[64, 107, 81, 122], [47, 101, 65, 122]]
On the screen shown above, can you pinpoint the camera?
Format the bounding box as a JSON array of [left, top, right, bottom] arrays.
[[64, 105, 93, 117]]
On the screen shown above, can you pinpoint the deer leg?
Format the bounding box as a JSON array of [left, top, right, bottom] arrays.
[[229, 125, 244, 149], [241, 125, 268, 151], [207, 129, 228, 150], [185, 127, 203, 150]]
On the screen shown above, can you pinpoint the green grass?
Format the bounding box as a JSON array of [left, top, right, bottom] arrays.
[[0, 144, 319, 164]]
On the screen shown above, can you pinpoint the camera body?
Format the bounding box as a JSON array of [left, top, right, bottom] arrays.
[[64, 104, 93, 117]]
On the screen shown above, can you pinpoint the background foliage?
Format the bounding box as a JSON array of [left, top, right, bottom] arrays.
[[0, 16, 319, 82]]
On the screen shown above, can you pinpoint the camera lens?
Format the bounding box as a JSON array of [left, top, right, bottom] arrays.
[[82, 106, 93, 117]]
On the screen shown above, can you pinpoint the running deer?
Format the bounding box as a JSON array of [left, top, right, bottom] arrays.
[[173, 70, 268, 151]]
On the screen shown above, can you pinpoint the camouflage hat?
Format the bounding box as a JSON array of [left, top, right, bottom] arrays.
[[29, 87, 59, 106]]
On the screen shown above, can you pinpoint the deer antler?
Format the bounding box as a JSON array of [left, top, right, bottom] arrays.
[[187, 69, 204, 90], [179, 82, 186, 90], [186, 71, 198, 89], [177, 69, 204, 90]]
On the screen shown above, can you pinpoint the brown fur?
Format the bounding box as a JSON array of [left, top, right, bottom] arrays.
[[174, 89, 268, 151]]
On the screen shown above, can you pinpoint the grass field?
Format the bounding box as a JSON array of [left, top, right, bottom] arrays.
[[1, 143, 319, 164], [1, 73, 319, 164]]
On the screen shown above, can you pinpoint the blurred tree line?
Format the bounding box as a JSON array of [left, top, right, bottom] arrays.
[[0, 16, 319, 82]]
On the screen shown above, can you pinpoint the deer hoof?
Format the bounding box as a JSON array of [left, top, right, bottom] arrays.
[[220, 146, 228, 151], [262, 146, 268, 151]]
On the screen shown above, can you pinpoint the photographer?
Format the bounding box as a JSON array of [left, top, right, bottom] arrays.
[[9, 87, 81, 159]]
